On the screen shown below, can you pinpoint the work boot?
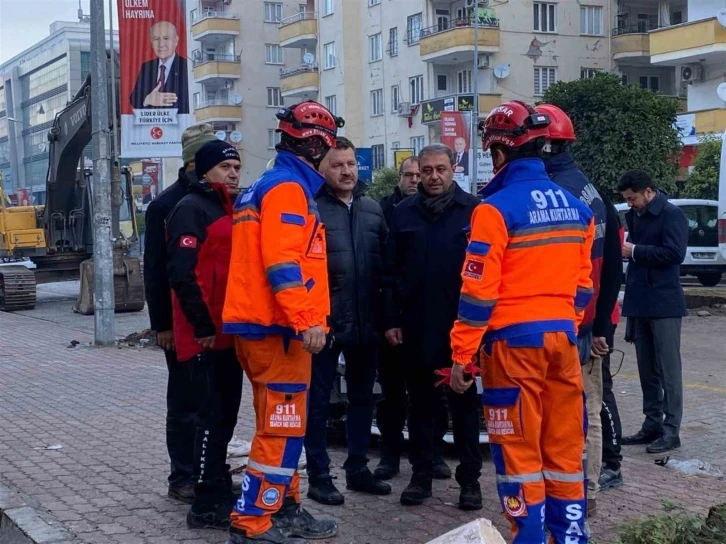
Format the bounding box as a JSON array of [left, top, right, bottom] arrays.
[[646, 435, 681, 454], [168, 484, 195, 504], [598, 467, 623, 490], [346, 468, 391, 495], [458, 482, 482, 511], [226, 526, 307, 543], [306, 477, 344, 506], [373, 456, 400, 480], [622, 429, 661, 446], [187, 501, 231, 530], [400, 473, 432, 506], [272, 497, 338, 539], [432, 458, 452, 480]]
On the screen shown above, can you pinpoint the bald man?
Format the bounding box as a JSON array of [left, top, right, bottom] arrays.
[[130, 20, 190, 114]]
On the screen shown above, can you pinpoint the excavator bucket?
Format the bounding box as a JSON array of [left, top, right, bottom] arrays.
[[74, 252, 145, 315]]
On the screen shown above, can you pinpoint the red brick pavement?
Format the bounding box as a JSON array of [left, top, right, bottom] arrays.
[[1, 306, 725, 544]]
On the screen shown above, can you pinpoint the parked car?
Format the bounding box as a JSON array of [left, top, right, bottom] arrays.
[[616, 199, 725, 287]]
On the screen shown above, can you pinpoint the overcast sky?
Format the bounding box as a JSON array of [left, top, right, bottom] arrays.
[[0, 0, 119, 64]]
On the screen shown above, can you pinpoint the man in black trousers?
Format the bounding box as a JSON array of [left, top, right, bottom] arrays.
[[143, 123, 216, 503]]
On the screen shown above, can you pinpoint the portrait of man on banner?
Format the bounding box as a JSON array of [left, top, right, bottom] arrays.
[[441, 111, 471, 191]]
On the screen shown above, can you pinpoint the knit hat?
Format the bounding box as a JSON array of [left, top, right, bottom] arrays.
[[195, 140, 241, 179], [182, 124, 217, 165]]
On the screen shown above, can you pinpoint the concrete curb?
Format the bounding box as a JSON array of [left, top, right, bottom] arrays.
[[0, 483, 74, 544], [684, 289, 726, 309]]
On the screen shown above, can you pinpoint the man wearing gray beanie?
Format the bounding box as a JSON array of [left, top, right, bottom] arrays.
[[143, 123, 218, 505]]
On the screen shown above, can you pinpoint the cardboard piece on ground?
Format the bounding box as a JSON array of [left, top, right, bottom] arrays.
[[425, 518, 507, 544]]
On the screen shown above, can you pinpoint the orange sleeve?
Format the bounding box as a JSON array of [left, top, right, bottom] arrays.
[[260, 182, 321, 333], [450, 204, 508, 365], [574, 218, 596, 331]]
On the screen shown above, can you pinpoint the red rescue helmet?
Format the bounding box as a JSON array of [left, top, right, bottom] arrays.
[[479, 100, 550, 151], [275, 101, 345, 148], [535, 104, 576, 142]]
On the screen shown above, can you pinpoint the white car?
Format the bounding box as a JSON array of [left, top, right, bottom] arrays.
[[616, 199, 725, 287]]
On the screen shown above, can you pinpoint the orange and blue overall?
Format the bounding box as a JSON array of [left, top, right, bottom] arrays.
[[222, 150, 330, 537], [450, 158, 595, 544]]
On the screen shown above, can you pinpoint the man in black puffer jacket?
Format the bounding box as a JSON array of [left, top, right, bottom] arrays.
[[304, 137, 391, 505]]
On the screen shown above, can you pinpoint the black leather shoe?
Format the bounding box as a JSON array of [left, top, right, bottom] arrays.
[[598, 467, 623, 490], [432, 458, 452, 480], [168, 484, 195, 504], [346, 468, 392, 495], [373, 457, 400, 480], [646, 436, 681, 454], [272, 498, 338, 539], [400, 474, 432, 506], [187, 502, 231, 530], [306, 477, 344, 506], [458, 482, 482, 511], [622, 429, 661, 446], [227, 526, 308, 543]]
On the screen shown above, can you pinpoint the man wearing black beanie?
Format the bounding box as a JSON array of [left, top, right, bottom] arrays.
[[166, 139, 243, 530]]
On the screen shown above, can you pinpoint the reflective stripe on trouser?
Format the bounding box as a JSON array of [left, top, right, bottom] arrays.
[[481, 331, 589, 544], [230, 336, 311, 537]]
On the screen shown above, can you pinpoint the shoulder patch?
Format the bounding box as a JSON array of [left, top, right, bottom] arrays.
[[179, 235, 198, 249]]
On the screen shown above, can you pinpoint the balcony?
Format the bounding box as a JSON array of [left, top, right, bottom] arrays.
[[191, 11, 240, 42], [611, 24, 659, 64], [650, 18, 726, 66], [279, 12, 318, 50], [279, 65, 319, 98], [195, 99, 242, 123], [418, 18, 500, 64], [192, 53, 241, 84]]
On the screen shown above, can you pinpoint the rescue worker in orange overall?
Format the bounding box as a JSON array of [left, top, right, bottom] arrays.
[[222, 100, 343, 544], [449, 100, 595, 544]]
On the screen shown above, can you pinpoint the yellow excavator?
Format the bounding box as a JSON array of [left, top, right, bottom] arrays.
[[0, 68, 144, 313]]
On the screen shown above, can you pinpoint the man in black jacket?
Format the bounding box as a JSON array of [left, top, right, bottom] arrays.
[[384, 144, 482, 510], [305, 137, 391, 505], [618, 170, 688, 454], [143, 123, 216, 504], [379, 156, 420, 225]]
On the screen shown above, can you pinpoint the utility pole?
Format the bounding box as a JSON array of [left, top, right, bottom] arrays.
[[90, 0, 115, 345], [470, 5, 479, 195]]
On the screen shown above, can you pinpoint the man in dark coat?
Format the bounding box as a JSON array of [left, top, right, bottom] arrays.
[[384, 144, 482, 511], [143, 123, 216, 504], [379, 156, 420, 225], [305, 137, 391, 505], [618, 170, 688, 454], [130, 21, 190, 113]]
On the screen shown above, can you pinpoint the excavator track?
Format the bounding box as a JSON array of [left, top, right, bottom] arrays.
[[0, 266, 37, 311]]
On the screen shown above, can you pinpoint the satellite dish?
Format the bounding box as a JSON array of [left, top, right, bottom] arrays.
[[717, 82, 726, 102], [717, 8, 726, 28], [215, 130, 227, 140], [493, 63, 510, 79], [230, 130, 242, 143], [231, 93, 242, 105], [303, 52, 315, 65]]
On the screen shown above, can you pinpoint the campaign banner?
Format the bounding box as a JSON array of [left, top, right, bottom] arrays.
[[476, 149, 494, 191], [356, 148, 372, 183], [441, 111, 472, 192], [117, 0, 191, 158], [394, 149, 414, 170], [141, 161, 160, 203]]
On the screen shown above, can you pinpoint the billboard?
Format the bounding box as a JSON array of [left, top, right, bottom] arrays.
[[356, 148, 372, 183], [117, 0, 192, 158], [141, 161, 160, 203], [441, 111, 471, 192]]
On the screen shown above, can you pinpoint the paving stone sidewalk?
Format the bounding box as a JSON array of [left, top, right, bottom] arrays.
[[1, 300, 725, 543]]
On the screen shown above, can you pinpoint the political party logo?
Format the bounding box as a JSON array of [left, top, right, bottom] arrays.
[[150, 126, 163, 140], [261, 487, 280, 506], [504, 495, 527, 517], [463, 259, 484, 281]]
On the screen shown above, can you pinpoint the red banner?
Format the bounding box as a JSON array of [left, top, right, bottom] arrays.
[[441, 111, 471, 192], [141, 161, 160, 203], [117, 0, 192, 158]]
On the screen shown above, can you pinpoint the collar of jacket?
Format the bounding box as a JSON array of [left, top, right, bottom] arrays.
[[275, 150, 326, 197], [393, 185, 404, 203], [479, 158, 549, 198], [543, 151, 576, 177], [412, 182, 471, 207], [318, 180, 367, 202], [633, 189, 667, 217], [186, 174, 233, 215], [176, 167, 193, 189]]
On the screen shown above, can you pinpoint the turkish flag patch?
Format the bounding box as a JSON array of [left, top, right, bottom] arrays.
[[463, 259, 484, 281], [179, 235, 198, 249]]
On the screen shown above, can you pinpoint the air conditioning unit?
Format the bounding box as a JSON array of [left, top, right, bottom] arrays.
[[397, 102, 413, 116], [192, 50, 202, 60], [477, 54, 490, 69], [681, 64, 703, 83]]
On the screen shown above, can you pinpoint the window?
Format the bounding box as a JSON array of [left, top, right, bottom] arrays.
[[580, 68, 598, 79], [268, 129, 282, 149], [325, 95, 337, 115], [372, 144, 385, 169], [267, 87, 283, 107], [437, 75, 448, 92], [264, 2, 283, 23], [193, 92, 201, 109], [323, 0, 334, 16], [369, 0, 381, 5], [409, 75, 424, 104], [411, 136, 425, 156], [580, 6, 603, 36], [388, 27, 398, 57], [392, 141, 400, 150], [324, 42, 336, 69], [534, 67, 557, 96], [457, 70, 472, 93], [639, 76, 659, 91], [436, 9, 450, 32], [456, 7, 473, 20], [621, 74, 629, 85], [371, 89, 384, 116], [681, 205, 719, 247], [265, 44, 284, 64], [369, 33, 382, 62], [391, 85, 400, 114], [407, 13, 423, 45], [299, 4, 307, 14], [533, 2, 556, 33]]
